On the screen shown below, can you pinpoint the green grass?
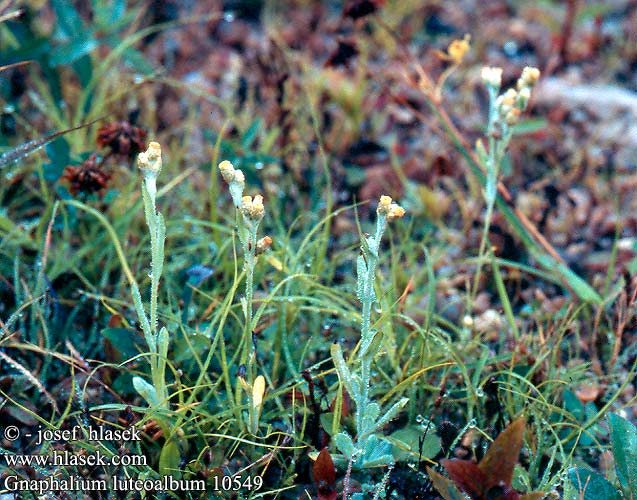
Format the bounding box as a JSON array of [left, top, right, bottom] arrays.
[[2, 2, 637, 499]]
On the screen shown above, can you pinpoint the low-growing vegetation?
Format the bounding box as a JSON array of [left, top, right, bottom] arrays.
[[1, 1, 637, 499]]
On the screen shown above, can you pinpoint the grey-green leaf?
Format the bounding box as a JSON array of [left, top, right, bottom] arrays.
[[334, 432, 355, 459], [132, 376, 159, 407], [330, 343, 354, 397]]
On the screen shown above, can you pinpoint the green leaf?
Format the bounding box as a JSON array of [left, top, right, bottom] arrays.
[[568, 467, 622, 500], [159, 440, 181, 478], [50, 38, 98, 66], [334, 432, 355, 459], [330, 343, 354, 398], [427, 467, 467, 500], [360, 434, 393, 468], [101, 327, 142, 359], [51, 0, 89, 38], [172, 335, 210, 364], [92, 0, 126, 28], [132, 376, 159, 407], [43, 137, 70, 181], [0, 214, 36, 250], [120, 46, 154, 74], [371, 398, 408, 435], [0, 118, 101, 171], [157, 326, 169, 361], [102, 34, 155, 74], [555, 262, 602, 304], [241, 118, 262, 149], [608, 412, 637, 497], [387, 425, 441, 461], [563, 389, 584, 420], [512, 118, 547, 135]]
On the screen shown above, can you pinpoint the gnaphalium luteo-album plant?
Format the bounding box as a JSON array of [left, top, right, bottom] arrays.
[[218, 156, 409, 494], [219, 159, 270, 435], [469, 65, 541, 314], [331, 195, 407, 499], [130, 142, 171, 412], [5, 2, 637, 498]]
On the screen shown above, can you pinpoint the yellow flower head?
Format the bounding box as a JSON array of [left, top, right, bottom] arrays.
[[501, 88, 518, 107], [256, 236, 273, 254], [241, 194, 265, 221], [445, 34, 471, 65], [378, 195, 393, 211], [387, 204, 406, 221], [219, 160, 245, 186], [377, 195, 406, 221], [505, 108, 522, 125], [517, 66, 540, 89]]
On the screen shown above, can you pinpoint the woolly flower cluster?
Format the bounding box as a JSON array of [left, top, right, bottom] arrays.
[[377, 195, 406, 221], [137, 142, 162, 176], [481, 66, 540, 127], [256, 236, 272, 254], [481, 67, 502, 89], [241, 195, 265, 221], [219, 160, 245, 187], [218, 160, 247, 209]]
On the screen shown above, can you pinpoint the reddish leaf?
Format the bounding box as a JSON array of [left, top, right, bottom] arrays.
[[330, 387, 352, 418], [427, 467, 467, 500], [313, 448, 337, 500], [440, 419, 544, 500], [441, 458, 487, 499], [108, 314, 124, 328], [478, 417, 526, 487]]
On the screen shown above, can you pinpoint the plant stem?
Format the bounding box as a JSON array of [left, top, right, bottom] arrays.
[[356, 213, 386, 438]]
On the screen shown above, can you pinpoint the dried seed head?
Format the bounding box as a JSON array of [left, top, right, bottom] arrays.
[[387, 204, 406, 220], [501, 88, 518, 107], [219, 160, 246, 207], [137, 142, 162, 176], [96, 120, 147, 158], [61, 154, 110, 196]]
